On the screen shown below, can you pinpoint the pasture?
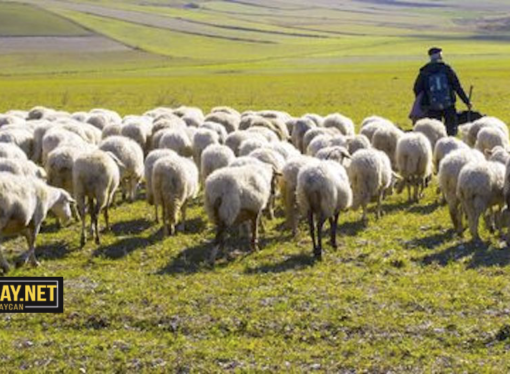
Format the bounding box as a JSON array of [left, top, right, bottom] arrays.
[[1, 0, 510, 372]]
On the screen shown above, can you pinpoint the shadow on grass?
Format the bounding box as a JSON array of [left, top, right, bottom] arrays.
[[406, 229, 455, 250], [110, 218, 152, 236], [36, 241, 73, 261], [244, 253, 316, 274], [380, 200, 413, 215], [420, 239, 510, 268], [408, 201, 441, 215], [337, 219, 366, 237], [93, 230, 162, 260]]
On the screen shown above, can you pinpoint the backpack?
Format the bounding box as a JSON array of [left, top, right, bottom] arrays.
[[426, 69, 452, 111]]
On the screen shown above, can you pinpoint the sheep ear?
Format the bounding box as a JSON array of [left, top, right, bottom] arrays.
[[484, 149, 493, 157], [340, 149, 351, 159], [272, 166, 282, 177]]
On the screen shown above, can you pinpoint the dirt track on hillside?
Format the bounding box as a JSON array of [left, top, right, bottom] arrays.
[[0, 35, 131, 53]]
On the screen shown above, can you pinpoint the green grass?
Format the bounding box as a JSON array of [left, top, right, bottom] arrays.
[[0, 3, 89, 36], [1, 0, 510, 371]]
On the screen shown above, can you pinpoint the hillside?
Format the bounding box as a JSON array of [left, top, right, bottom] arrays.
[[1, 0, 510, 75]]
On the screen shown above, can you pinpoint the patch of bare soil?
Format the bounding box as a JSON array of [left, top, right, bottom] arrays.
[[0, 35, 131, 54]]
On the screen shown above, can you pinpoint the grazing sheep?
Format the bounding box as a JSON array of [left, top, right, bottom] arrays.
[[73, 150, 123, 247], [0, 158, 46, 179], [0, 173, 75, 272], [239, 138, 268, 157], [315, 146, 351, 166], [302, 113, 323, 127], [460, 117, 509, 147], [246, 126, 279, 143], [433, 137, 469, 173], [158, 129, 193, 158], [121, 120, 152, 154], [348, 149, 393, 224], [359, 117, 394, 142], [42, 129, 86, 166], [200, 122, 228, 144], [152, 155, 199, 236], [438, 149, 485, 235], [291, 118, 316, 153], [323, 113, 355, 136], [396, 132, 433, 202], [475, 126, 509, 155], [27, 106, 54, 120], [413, 118, 447, 150], [99, 136, 144, 202], [193, 128, 220, 167], [46, 146, 91, 195], [281, 156, 318, 236], [372, 126, 404, 169], [32, 121, 55, 163], [297, 160, 352, 259], [225, 131, 254, 156], [200, 144, 236, 183], [269, 141, 300, 161], [205, 163, 274, 265], [302, 128, 337, 155], [0, 128, 33, 158], [457, 160, 505, 240], [347, 134, 371, 155], [101, 123, 122, 139], [204, 111, 240, 133], [488, 146, 510, 165], [0, 143, 28, 160], [211, 106, 240, 118], [307, 134, 332, 156]]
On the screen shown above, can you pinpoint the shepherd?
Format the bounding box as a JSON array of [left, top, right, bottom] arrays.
[[411, 47, 472, 136]]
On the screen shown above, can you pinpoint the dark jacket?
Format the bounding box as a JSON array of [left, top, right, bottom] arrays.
[[413, 61, 470, 108]]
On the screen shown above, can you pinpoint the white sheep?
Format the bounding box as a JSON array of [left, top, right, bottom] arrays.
[[73, 150, 123, 247], [395, 132, 433, 202], [152, 155, 199, 236], [200, 122, 228, 144], [0, 173, 75, 271], [239, 138, 268, 157], [0, 158, 46, 179], [488, 146, 510, 165], [306, 134, 332, 156], [158, 129, 193, 158], [438, 149, 485, 234], [0, 127, 33, 158], [193, 128, 220, 168], [371, 126, 404, 169], [0, 143, 28, 160], [297, 160, 352, 259], [280, 156, 318, 236], [359, 117, 394, 142], [42, 128, 87, 165], [46, 146, 92, 195], [291, 118, 316, 153], [457, 160, 505, 240], [348, 149, 393, 224], [475, 126, 509, 156], [99, 136, 144, 202], [205, 162, 273, 265], [204, 111, 240, 133], [323, 113, 355, 136], [433, 137, 469, 173], [200, 144, 236, 183], [413, 118, 447, 150], [347, 134, 371, 155], [460, 117, 508, 147]]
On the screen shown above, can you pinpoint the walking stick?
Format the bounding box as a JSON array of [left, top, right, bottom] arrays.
[[467, 85, 474, 123]]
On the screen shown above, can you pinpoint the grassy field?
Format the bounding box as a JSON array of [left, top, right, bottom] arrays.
[[1, 0, 510, 371]]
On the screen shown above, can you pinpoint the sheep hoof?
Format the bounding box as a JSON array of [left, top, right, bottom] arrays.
[[80, 237, 86, 248], [330, 242, 338, 250], [95, 237, 101, 245]]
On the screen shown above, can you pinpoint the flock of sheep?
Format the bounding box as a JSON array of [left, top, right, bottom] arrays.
[[0, 104, 509, 271]]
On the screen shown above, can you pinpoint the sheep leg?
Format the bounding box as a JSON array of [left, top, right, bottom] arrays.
[[315, 213, 326, 260], [0, 243, 10, 273], [79, 198, 87, 248], [103, 206, 110, 232], [162, 202, 169, 237], [329, 213, 339, 250], [93, 201, 101, 245], [361, 202, 368, 225], [406, 182, 412, 203], [308, 211, 317, 255], [268, 195, 275, 220], [250, 213, 260, 252], [210, 224, 226, 266], [129, 177, 138, 202], [179, 201, 187, 232], [24, 224, 41, 267], [154, 204, 159, 224], [376, 190, 384, 219], [468, 210, 481, 242]]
